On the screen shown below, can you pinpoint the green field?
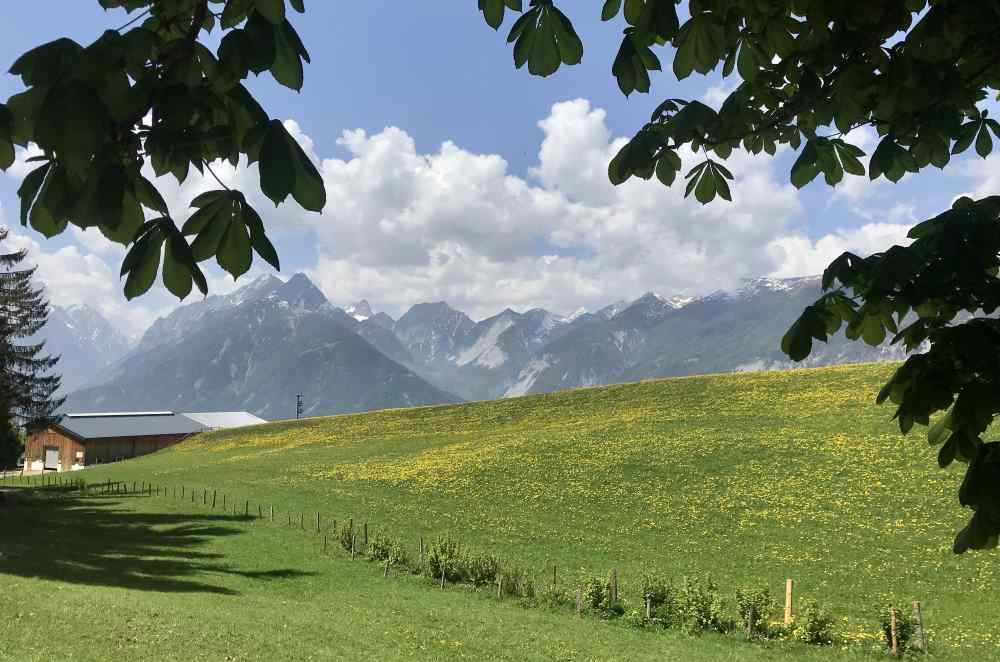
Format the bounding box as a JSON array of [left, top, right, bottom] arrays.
[[2, 363, 997, 661]]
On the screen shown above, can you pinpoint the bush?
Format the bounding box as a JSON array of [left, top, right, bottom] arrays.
[[528, 584, 574, 610], [675, 574, 732, 634], [623, 608, 648, 629], [735, 586, 775, 638], [581, 575, 608, 611], [466, 553, 501, 586], [792, 598, 836, 645], [498, 563, 534, 598], [427, 537, 466, 582], [366, 533, 408, 567], [879, 605, 913, 654], [338, 520, 356, 552]]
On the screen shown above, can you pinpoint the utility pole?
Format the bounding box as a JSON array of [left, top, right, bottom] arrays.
[[296, 394, 304, 420]]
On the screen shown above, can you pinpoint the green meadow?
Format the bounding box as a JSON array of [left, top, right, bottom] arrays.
[[2, 363, 997, 661]]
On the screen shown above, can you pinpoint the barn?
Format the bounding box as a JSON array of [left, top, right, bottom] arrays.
[[23, 411, 266, 472]]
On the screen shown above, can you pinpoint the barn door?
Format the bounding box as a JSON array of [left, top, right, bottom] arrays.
[[44, 446, 59, 470]]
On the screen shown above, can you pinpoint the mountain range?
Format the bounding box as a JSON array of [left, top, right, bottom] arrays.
[[38, 305, 133, 393], [45, 273, 912, 419]]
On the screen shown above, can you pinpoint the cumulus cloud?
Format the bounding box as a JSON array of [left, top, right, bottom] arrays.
[[2, 98, 928, 330], [767, 222, 912, 279], [303, 99, 810, 318]]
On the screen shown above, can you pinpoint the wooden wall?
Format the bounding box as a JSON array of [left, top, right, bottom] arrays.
[[24, 429, 190, 470], [84, 434, 189, 465], [25, 428, 85, 472]]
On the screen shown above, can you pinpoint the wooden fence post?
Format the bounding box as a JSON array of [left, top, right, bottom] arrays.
[[270, 505, 274, 521], [351, 532, 357, 559], [245, 501, 249, 517], [497, 574, 504, 599], [912, 600, 926, 652], [258, 504, 262, 518], [212, 490, 217, 508], [890, 607, 899, 657], [552, 564, 557, 588], [223, 493, 226, 509], [419, 536, 424, 563], [363, 522, 368, 547], [384, 559, 390, 578], [323, 535, 328, 553], [440, 569, 446, 589], [646, 596, 652, 620], [784, 579, 794, 626], [576, 586, 582, 616], [316, 512, 321, 533]]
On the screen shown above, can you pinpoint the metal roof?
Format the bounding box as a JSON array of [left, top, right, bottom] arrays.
[[183, 412, 267, 429], [58, 413, 205, 440], [55, 411, 267, 441], [66, 411, 174, 418]]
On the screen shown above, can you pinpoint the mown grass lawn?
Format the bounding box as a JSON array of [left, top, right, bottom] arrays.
[[2, 363, 997, 660], [3, 491, 878, 662]]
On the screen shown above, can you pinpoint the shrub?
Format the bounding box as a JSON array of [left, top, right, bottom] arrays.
[[623, 608, 648, 629], [878, 605, 913, 654], [529, 584, 574, 610], [427, 537, 466, 582], [466, 553, 501, 586], [675, 574, 732, 634], [366, 533, 408, 567], [338, 520, 355, 552], [581, 575, 608, 612], [792, 598, 836, 645], [498, 564, 534, 598], [735, 586, 775, 638]]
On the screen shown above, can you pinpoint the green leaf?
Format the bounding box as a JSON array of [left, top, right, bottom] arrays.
[[217, 214, 253, 278], [271, 20, 304, 90], [259, 121, 297, 205], [938, 437, 957, 468], [243, 202, 281, 270], [655, 150, 680, 186], [122, 227, 164, 300], [551, 8, 583, 66], [790, 141, 820, 188], [694, 165, 716, 203], [35, 81, 109, 176], [602, 0, 622, 21], [163, 232, 194, 300], [623, 0, 643, 25], [928, 410, 952, 446], [528, 9, 561, 76], [254, 0, 285, 24], [976, 123, 993, 158], [480, 0, 505, 30], [17, 162, 50, 225]]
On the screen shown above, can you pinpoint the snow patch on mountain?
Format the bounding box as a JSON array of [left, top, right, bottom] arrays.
[[344, 300, 373, 321]]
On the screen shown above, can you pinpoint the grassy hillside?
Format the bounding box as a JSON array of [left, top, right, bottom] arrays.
[[3, 363, 998, 660]]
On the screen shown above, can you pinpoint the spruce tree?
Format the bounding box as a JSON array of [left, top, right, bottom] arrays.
[[0, 227, 62, 468]]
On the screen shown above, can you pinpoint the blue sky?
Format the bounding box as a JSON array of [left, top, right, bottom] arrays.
[[0, 2, 993, 335]]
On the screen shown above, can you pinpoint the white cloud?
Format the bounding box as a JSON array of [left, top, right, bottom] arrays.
[[300, 99, 806, 318], [767, 222, 912, 279], [2, 98, 922, 329]]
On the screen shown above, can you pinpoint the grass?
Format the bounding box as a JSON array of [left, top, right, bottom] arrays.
[[2, 363, 998, 660]]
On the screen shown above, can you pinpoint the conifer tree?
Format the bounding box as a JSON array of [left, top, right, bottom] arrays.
[[0, 228, 62, 468]]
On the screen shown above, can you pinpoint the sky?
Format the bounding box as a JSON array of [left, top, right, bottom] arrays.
[[0, 2, 996, 337]]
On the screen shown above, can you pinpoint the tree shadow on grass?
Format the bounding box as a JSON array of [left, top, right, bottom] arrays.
[[0, 487, 314, 595]]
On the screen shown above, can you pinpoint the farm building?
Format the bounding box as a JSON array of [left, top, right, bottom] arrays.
[[23, 411, 266, 472]]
